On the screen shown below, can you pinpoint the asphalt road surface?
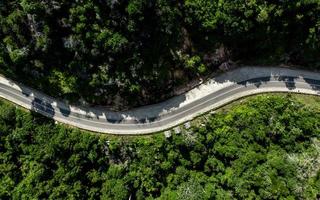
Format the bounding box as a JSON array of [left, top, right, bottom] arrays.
[[0, 67, 319, 134]]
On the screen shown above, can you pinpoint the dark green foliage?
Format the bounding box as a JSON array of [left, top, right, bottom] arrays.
[[0, 95, 320, 199], [1, 1, 319, 107]]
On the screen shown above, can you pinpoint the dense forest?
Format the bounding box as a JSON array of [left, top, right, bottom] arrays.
[[1, 94, 320, 199], [1, 1, 320, 107]]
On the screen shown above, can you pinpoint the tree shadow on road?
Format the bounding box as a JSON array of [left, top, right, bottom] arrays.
[[4, 67, 320, 127]]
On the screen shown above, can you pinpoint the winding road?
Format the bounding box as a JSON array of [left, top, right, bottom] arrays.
[[0, 66, 320, 135]]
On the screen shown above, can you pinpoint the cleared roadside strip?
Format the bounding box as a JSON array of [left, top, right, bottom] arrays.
[[0, 67, 320, 134]]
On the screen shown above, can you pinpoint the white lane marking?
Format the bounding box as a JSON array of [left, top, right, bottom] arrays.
[[0, 80, 319, 128]]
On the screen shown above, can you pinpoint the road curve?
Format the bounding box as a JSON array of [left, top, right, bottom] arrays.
[[0, 66, 320, 135]]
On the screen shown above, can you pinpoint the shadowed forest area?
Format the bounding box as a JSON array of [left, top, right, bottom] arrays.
[[0, 94, 320, 199], [1, 1, 320, 199], [1, 0, 320, 108]]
